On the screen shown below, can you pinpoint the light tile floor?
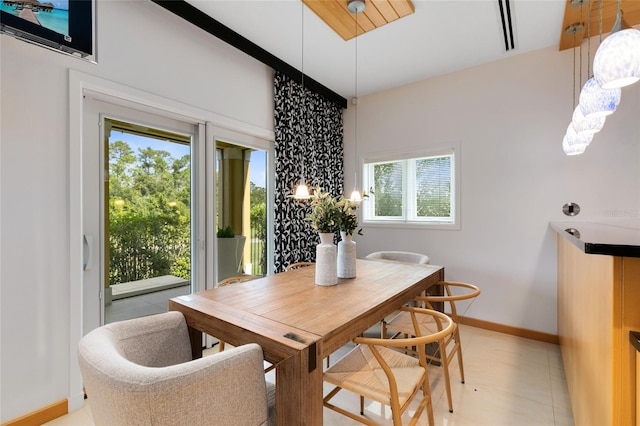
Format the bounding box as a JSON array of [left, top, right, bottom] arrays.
[[46, 324, 574, 426]]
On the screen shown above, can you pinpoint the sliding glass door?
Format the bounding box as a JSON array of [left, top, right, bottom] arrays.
[[215, 142, 268, 281], [82, 97, 274, 334], [104, 119, 193, 323], [83, 98, 201, 329]]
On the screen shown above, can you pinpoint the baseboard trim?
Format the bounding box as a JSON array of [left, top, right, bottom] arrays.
[[2, 400, 68, 426], [459, 316, 559, 345]]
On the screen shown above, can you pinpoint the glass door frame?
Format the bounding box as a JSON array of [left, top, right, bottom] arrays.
[[69, 70, 275, 412], [206, 123, 275, 289]]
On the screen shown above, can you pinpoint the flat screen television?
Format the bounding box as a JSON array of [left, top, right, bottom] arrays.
[[0, 0, 93, 58]]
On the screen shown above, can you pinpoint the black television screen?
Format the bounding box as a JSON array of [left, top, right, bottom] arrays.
[[0, 0, 93, 58]]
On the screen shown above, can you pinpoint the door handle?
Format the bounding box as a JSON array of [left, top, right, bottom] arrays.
[[83, 234, 93, 271]]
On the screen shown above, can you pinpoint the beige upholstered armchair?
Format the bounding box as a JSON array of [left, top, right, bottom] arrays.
[[78, 311, 275, 426]]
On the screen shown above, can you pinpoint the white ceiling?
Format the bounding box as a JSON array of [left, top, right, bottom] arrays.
[[185, 0, 567, 100]]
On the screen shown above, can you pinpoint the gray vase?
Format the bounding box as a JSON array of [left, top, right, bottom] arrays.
[[315, 233, 337, 286], [337, 231, 356, 278]]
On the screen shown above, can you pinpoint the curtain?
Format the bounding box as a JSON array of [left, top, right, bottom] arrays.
[[273, 71, 344, 272]]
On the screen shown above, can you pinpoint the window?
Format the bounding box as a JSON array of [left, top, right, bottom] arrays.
[[362, 145, 460, 229]]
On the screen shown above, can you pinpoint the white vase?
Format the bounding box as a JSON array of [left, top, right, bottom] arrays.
[[315, 232, 338, 286], [337, 231, 357, 278]]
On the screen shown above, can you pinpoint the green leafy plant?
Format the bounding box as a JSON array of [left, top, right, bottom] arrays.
[[336, 196, 361, 236], [305, 189, 340, 233], [336, 192, 368, 235], [217, 225, 235, 238]]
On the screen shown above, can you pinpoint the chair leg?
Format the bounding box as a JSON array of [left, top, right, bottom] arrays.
[[360, 395, 364, 415], [439, 339, 454, 413], [425, 386, 435, 426], [391, 401, 402, 426], [421, 371, 435, 426], [455, 329, 466, 384], [326, 355, 330, 369], [219, 340, 225, 352]]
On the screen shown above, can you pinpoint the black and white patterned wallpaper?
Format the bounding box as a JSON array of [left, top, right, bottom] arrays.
[[273, 71, 344, 272]]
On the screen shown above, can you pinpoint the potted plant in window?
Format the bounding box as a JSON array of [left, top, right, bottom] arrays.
[[216, 225, 246, 281], [305, 189, 340, 286]]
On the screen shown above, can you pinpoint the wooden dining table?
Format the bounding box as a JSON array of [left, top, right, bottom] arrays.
[[168, 258, 444, 425]]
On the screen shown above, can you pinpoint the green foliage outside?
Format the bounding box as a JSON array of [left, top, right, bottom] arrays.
[[250, 185, 267, 275], [108, 140, 191, 285], [372, 157, 451, 218], [415, 157, 451, 218], [373, 162, 403, 217], [108, 140, 268, 285]]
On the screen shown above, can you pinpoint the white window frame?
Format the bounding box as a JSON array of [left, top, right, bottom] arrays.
[[361, 142, 461, 230]]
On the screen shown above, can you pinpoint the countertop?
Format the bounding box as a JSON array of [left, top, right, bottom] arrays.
[[550, 221, 640, 258]]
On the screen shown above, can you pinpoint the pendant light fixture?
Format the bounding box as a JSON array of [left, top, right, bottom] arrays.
[[593, 4, 640, 90], [293, 2, 310, 200], [578, 0, 621, 118], [572, 105, 605, 135], [348, 0, 365, 205], [564, 12, 597, 156], [579, 76, 621, 118], [563, 134, 588, 156], [565, 123, 593, 151], [569, 8, 605, 137]]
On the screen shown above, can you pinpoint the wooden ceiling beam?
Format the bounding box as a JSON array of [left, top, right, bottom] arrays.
[[303, 0, 414, 41], [390, 0, 415, 18], [371, 0, 400, 23], [559, 0, 640, 51]]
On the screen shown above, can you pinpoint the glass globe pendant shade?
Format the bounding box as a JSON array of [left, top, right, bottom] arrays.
[[571, 106, 605, 135], [578, 77, 621, 118], [293, 179, 310, 200], [563, 135, 587, 156], [593, 28, 640, 89], [349, 189, 362, 205], [563, 123, 593, 156]]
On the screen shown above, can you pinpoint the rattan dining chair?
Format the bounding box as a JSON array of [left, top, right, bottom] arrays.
[[217, 274, 261, 287], [363, 251, 430, 339], [284, 261, 315, 271], [382, 281, 481, 414], [323, 306, 454, 426]]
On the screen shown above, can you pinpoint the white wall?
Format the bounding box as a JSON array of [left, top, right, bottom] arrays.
[[344, 45, 640, 335], [0, 1, 273, 421]]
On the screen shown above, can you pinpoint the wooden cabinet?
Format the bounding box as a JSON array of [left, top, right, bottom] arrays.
[[557, 235, 640, 426]]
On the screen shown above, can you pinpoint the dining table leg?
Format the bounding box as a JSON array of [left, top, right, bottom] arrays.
[[275, 342, 323, 425], [187, 326, 203, 359]]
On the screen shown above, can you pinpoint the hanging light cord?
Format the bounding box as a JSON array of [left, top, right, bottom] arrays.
[[572, 28, 576, 110], [301, 3, 306, 181], [579, 3, 583, 92], [354, 7, 358, 192], [347, 0, 364, 202], [587, 0, 591, 78], [599, 0, 602, 44]]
